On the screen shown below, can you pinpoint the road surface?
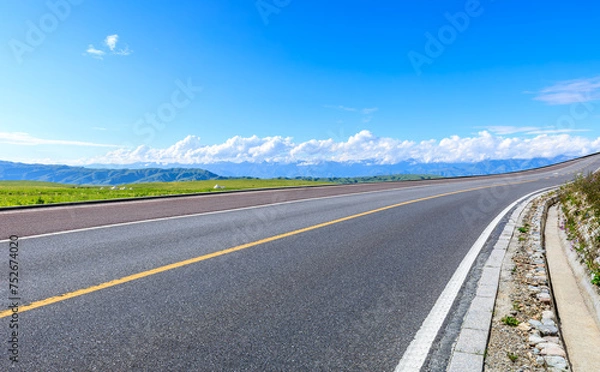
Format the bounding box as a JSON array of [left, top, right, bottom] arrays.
[[1, 155, 599, 371]]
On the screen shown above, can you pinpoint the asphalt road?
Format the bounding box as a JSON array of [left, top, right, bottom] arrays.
[[1, 155, 599, 371]]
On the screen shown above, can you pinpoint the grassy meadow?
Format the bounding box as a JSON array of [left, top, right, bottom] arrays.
[[0, 179, 333, 207]]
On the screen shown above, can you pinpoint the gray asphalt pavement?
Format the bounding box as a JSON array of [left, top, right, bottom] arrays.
[[1, 155, 599, 371]]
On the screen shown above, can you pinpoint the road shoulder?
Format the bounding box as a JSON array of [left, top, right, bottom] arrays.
[[447, 191, 549, 371], [452, 192, 600, 371], [546, 205, 600, 371]]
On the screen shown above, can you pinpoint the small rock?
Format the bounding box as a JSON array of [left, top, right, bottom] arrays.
[[533, 275, 548, 283], [543, 336, 560, 344], [542, 318, 556, 327], [541, 346, 566, 357], [532, 347, 540, 354], [537, 293, 552, 303], [517, 322, 531, 331], [528, 285, 541, 293], [528, 319, 543, 328], [542, 311, 554, 321], [538, 325, 559, 336], [544, 355, 569, 371], [537, 341, 561, 349], [528, 334, 545, 345]]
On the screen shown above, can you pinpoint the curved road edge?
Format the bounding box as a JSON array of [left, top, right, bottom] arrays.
[[396, 187, 554, 372]]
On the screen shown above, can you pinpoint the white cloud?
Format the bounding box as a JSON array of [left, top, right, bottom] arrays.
[[533, 76, 600, 105], [85, 34, 132, 59], [84, 44, 105, 59], [361, 107, 379, 115], [324, 105, 357, 112], [324, 105, 379, 125], [526, 128, 591, 135], [113, 46, 132, 56], [0, 132, 119, 148], [485, 125, 590, 135], [485, 126, 541, 135], [104, 34, 118, 51], [324, 105, 379, 115], [85, 131, 600, 166]]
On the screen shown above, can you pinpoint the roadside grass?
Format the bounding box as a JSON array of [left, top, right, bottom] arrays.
[[501, 316, 520, 327], [0, 179, 333, 207], [559, 172, 600, 286]]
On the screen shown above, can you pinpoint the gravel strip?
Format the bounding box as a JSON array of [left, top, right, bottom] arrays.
[[485, 193, 570, 372]]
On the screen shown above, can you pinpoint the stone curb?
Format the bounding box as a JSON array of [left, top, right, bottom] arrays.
[[556, 208, 600, 332], [446, 190, 553, 372]]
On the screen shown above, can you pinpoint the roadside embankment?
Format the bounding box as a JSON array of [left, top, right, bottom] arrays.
[[483, 172, 600, 371], [546, 205, 600, 371]]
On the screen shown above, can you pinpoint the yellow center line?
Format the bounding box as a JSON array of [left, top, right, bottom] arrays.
[[0, 179, 537, 318]]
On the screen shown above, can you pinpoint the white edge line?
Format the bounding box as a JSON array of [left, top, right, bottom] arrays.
[[394, 186, 555, 372], [0, 183, 436, 243], [445, 188, 556, 371]]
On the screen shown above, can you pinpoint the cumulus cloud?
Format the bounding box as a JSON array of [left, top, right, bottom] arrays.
[[533, 76, 600, 105], [85, 131, 600, 165], [104, 34, 118, 51], [84, 34, 132, 59], [84, 45, 105, 59]]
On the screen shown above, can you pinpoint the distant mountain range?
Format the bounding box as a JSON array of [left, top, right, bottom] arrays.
[[0, 161, 219, 185], [190, 157, 575, 178], [0, 156, 575, 185]]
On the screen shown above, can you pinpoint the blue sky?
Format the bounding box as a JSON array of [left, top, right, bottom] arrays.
[[1, 0, 600, 165]]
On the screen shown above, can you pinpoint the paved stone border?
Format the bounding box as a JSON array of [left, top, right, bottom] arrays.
[[447, 191, 552, 372], [547, 205, 600, 370], [556, 208, 600, 330]]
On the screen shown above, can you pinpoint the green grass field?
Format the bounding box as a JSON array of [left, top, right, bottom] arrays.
[[0, 179, 333, 207]]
